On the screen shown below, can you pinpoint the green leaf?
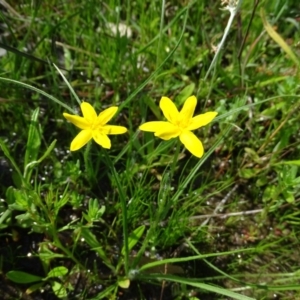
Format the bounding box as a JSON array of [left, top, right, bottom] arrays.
[[282, 190, 295, 204], [24, 139, 57, 184], [5, 187, 16, 206], [138, 274, 255, 300], [0, 139, 25, 187], [280, 165, 298, 183], [238, 168, 259, 179], [47, 266, 68, 279], [256, 175, 268, 187], [80, 227, 114, 270], [0, 209, 11, 228], [24, 108, 41, 169], [130, 256, 184, 275], [118, 278, 130, 289], [276, 160, 300, 166], [244, 147, 263, 164], [292, 177, 300, 185], [26, 282, 45, 294], [263, 185, 277, 202], [122, 225, 145, 256], [7, 188, 28, 211], [144, 96, 161, 120], [176, 83, 195, 106], [15, 212, 35, 228], [261, 8, 300, 68], [83, 199, 106, 222], [51, 281, 68, 298], [39, 248, 65, 261], [6, 271, 43, 284], [53, 184, 71, 215]]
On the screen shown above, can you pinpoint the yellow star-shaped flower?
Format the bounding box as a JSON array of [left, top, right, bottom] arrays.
[[63, 102, 127, 151], [139, 96, 217, 158]]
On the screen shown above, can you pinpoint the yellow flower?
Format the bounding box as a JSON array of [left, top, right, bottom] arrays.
[[63, 102, 127, 151], [139, 96, 217, 158]]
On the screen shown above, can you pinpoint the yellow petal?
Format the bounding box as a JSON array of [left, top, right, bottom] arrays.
[[179, 96, 197, 123], [179, 130, 204, 158], [97, 107, 118, 125], [70, 130, 92, 151], [155, 123, 180, 140], [63, 113, 90, 130], [93, 132, 111, 149], [139, 121, 170, 132], [187, 112, 218, 131], [103, 125, 128, 135], [81, 102, 97, 123], [159, 97, 179, 124]]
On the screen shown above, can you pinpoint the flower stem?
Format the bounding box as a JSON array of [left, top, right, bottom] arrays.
[[204, 0, 242, 81], [84, 141, 92, 176], [103, 150, 129, 275], [170, 139, 181, 179]]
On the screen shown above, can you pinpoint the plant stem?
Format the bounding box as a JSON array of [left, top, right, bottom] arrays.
[[204, 0, 242, 81], [84, 141, 92, 176], [156, 0, 166, 68], [103, 150, 129, 275], [170, 139, 181, 180], [52, 225, 84, 268]]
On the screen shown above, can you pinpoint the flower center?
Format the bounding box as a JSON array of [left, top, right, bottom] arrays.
[[175, 118, 190, 130], [91, 121, 103, 131]]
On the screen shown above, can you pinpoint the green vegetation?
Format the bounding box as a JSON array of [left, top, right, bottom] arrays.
[[0, 0, 300, 299]]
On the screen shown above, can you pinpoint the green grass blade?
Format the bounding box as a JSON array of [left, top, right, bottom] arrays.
[[172, 125, 232, 203], [261, 8, 300, 68], [0, 139, 25, 187], [119, 3, 190, 111], [0, 77, 75, 113], [139, 248, 254, 272], [24, 108, 41, 180], [6, 271, 43, 284], [52, 63, 82, 106], [138, 274, 255, 300]]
